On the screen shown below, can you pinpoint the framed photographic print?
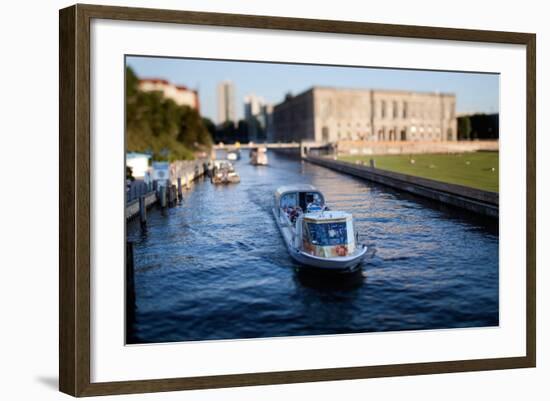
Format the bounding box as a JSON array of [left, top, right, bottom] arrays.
[[59, 4, 536, 397]]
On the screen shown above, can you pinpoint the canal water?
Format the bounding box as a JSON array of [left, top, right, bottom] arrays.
[[127, 151, 498, 344]]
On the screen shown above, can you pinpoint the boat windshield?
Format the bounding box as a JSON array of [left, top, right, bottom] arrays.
[[281, 193, 298, 209], [306, 222, 348, 246]]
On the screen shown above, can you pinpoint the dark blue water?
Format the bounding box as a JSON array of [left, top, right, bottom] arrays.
[[127, 151, 498, 344]]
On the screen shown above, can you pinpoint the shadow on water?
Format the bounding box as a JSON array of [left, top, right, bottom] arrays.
[[295, 267, 366, 291], [346, 174, 499, 235]]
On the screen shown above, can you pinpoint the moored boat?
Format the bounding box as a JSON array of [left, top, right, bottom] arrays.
[[272, 185, 367, 272], [211, 160, 240, 184]]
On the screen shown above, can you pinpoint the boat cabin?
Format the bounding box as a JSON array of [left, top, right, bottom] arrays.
[[274, 185, 325, 218], [301, 211, 356, 257]]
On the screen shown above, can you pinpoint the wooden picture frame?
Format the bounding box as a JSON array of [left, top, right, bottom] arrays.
[[59, 3, 536, 397]]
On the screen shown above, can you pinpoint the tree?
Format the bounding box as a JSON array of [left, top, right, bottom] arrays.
[[202, 117, 216, 139], [125, 66, 213, 161], [457, 113, 499, 140], [457, 116, 472, 140]]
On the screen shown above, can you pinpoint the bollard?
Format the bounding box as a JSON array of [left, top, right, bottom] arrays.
[[169, 185, 176, 207], [369, 158, 376, 168], [177, 177, 183, 201], [139, 195, 147, 228], [160, 185, 167, 208], [126, 241, 136, 343]]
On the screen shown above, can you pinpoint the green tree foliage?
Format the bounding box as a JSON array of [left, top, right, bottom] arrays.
[[457, 116, 472, 140], [457, 114, 499, 140], [202, 117, 216, 140], [126, 166, 135, 181], [125, 66, 213, 161], [212, 120, 251, 144]]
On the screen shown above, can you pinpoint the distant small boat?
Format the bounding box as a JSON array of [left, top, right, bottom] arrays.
[[211, 160, 240, 184], [273, 185, 367, 272], [250, 146, 268, 166], [227, 149, 241, 161]]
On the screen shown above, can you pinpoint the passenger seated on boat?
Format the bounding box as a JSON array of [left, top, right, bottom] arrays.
[[282, 206, 302, 224]]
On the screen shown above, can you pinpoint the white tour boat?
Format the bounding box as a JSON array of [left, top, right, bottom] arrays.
[[273, 185, 367, 272]]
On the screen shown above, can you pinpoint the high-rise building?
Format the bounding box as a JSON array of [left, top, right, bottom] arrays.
[[217, 81, 236, 125], [244, 94, 264, 120], [272, 86, 457, 143], [244, 94, 272, 142]]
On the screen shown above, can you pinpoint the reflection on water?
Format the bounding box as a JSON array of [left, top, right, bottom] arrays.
[[127, 151, 499, 343]]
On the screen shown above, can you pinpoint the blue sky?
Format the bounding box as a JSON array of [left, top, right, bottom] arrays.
[[127, 56, 499, 122]]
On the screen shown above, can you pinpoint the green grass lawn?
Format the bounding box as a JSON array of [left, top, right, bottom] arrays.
[[339, 152, 499, 192]]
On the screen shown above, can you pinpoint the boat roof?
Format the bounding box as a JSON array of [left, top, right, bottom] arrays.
[[274, 184, 319, 197], [304, 211, 351, 221]]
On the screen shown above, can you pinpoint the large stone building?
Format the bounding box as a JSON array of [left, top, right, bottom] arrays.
[[272, 87, 457, 143], [138, 79, 200, 110]]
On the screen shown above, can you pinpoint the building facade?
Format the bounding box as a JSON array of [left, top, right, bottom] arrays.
[[138, 79, 200, 110], [217, 81, 236, 125], [272, 87, 457, 143]]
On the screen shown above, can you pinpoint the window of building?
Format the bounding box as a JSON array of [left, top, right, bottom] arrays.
[[402, 102, 407, 118], [393, 101, 398, 119], [322, 126, 329, 142], [381, 101, 386, 119]]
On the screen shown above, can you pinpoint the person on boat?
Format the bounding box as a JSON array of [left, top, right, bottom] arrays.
[[306, 202, 323, 213], [289, 206, 302, 223]]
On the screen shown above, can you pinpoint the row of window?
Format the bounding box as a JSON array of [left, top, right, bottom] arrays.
[[330, 131, 443, 140], [323, 124, 454, 140], [378, 100, 455, 120], [317, 103, 455, 120], [327, 124, 442, 134]]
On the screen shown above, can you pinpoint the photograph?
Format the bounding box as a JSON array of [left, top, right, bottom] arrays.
[[124, 55, 500, 344]]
